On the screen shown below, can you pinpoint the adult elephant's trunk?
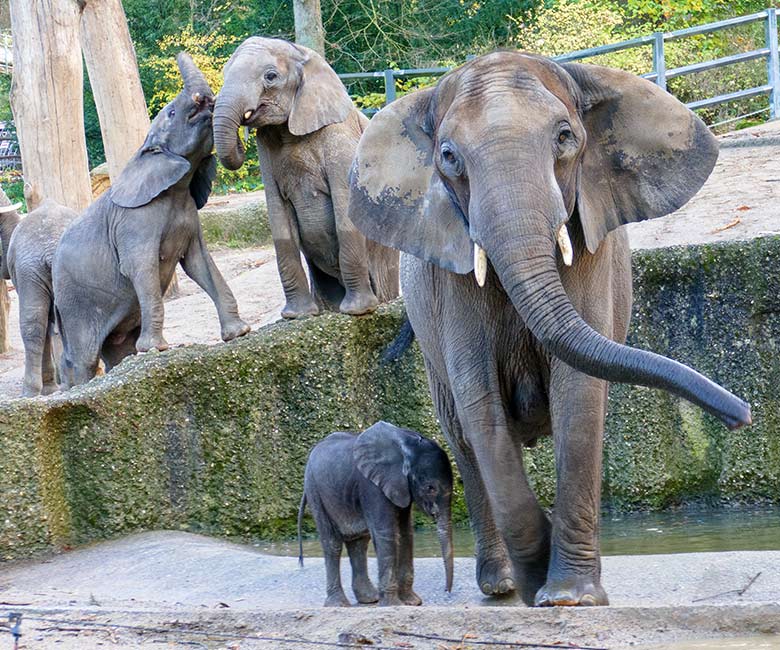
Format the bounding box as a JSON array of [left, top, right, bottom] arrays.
[[436, 510, 454, 592], [213, 90, 247, 171], [474, 179, 752, 431]]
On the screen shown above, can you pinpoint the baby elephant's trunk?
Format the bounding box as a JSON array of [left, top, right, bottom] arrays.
[[437, 510, 454, 592], [297, 492, 307, 567]]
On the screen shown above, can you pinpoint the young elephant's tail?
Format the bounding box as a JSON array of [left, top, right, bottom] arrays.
[[380, 317, 415, 365], [297, 492, 307, 568]]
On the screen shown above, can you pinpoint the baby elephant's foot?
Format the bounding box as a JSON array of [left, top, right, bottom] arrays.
[[221, 318, 250, 341], [324, 592, 351, 607], [400, 590, 422, 606], [534, 576, 609, 607], [353, 581, 379, 604], [281, 296, 320, 320], [339, 291, 378, 316], [41, 382, 59, 396], [136, 333, 169, 353]]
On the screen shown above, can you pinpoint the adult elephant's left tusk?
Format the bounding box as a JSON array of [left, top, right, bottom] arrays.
[[474, 243, 487, 287], [557, 224, 573, 266]]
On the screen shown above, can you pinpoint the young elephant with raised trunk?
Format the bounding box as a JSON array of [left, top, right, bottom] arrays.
[[2, 199, 78, 396], [298, 421, 454, 607], [213, 37, 399, 319], [348, 53, 752, 607], [53, 53, 249, 388]]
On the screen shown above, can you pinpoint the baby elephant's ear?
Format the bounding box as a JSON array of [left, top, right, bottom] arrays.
[[353, 421, 414, 508], [111, 149, 192, 209]]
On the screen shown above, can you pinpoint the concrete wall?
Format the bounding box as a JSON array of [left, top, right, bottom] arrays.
[[1, 235, 778, 561]]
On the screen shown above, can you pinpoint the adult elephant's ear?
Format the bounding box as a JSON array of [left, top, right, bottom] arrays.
[[111, 149, 191, 209], [348, 88, 473, 274], [190, 154, 217, 209], [353, 421, 414, 509], [288, 44, 353, 136], [562, 63, 718, 254]]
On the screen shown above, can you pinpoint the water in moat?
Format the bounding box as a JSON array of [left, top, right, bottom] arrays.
[[256, 506, 780, 558]]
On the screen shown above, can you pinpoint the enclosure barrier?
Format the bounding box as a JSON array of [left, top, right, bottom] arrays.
[[340, 8, 780, 124]]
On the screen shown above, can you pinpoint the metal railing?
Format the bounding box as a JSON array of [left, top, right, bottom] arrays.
[[339, 8, 780, 124]]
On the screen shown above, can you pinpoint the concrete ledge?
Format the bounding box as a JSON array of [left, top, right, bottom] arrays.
[[1, 236, 778, 561]]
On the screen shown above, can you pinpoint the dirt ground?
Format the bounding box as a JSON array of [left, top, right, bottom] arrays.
[[1, 120, 779, 400], [2, 531, 779, 649]]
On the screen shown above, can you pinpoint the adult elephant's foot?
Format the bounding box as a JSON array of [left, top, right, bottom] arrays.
[[41, 382, 59, 396], [136, 333, 169, 352], [339, 291, 378, 316], [324, 592, 351, 607], [400, 590, 422, 606], [378, 594, 406, 606], [281, 296, 320, 319], [476, 550, 516, 596], [221, 318, 250, 341], [534, 576, 608, 607], [353, 580, 379, 604]]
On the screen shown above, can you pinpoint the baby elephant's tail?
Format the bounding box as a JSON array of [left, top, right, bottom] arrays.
[[297, 492, 307, 567]]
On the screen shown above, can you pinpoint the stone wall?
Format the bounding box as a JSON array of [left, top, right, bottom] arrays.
[[1, 236, 778, 561]]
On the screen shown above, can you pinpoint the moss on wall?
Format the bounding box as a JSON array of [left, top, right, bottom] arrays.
[[1, 236, 778, 560], [198, 200, 272, 249]]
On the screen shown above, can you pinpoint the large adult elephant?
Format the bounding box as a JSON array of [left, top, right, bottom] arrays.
[[213, 37, 399, 319], [348, 52, 752, 607]]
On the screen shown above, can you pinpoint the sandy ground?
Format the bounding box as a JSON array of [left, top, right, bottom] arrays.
[[1, 531, 779, 649], [1, 120, 779, 400]]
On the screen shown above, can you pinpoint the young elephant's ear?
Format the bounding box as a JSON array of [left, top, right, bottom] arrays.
[[190, 154, 217, 209], [562, 63, 718, 254], [111, 149, 191, 209], [288, 44, 354, 136], [353, 421, 416, 508], [348, 88, 473, 274]]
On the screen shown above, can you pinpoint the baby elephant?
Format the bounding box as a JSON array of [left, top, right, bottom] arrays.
[[298, 421, 454, 607]]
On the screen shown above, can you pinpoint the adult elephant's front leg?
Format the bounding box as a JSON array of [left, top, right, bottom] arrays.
[[534, 361, 609, 607], [330, 182, 378, 315]]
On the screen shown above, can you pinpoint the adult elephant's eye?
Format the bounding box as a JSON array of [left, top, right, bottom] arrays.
[[558, 128, 572, 144], [265, 70, 279, 83], [440, 142, 463, 176], [168, 108, 176, 118]]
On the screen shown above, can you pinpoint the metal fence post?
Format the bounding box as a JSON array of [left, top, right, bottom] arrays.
[[383, 69, 397, 105], [652, 32, 667, 91], [766, 7, 780, 120]]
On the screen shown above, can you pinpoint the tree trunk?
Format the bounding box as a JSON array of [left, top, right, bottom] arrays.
[[0, 279, 9, 355], [79, 0, 150, 182], [8, 0, 92, 212], [293, 0, 325, 56]]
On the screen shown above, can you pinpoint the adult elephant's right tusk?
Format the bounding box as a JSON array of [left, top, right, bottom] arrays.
[[557, 224, 573, 266], [244, 110, 253, 121], [474, 243, 487, 287]]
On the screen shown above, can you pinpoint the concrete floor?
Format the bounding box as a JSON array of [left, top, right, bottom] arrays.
[[1, 531, 779, 649]]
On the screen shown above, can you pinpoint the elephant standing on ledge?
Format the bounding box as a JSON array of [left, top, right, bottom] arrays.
[[213, 37, 399, 319], [348, 52, 752, 607], [53, 53, 249, 388], [2, 199, 78, 396]]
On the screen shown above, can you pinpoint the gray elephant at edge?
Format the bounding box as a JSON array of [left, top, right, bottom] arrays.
[[348, 52, 752, 607], [298, 421, 454, 607], [1, 199, 78, 396], [53, 53, 249, 388], [212, 37, 399, 319]]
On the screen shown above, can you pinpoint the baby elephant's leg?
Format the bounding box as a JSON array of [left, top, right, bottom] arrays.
[[346, 536, 378, 604], [312, 504, 350, 607], [398, 507, 422, 606]]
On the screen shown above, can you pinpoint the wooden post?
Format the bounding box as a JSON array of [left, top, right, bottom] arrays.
[[79, 0, 150, 182], [293, 0, 325, 56], [8, 0, 92, 212]]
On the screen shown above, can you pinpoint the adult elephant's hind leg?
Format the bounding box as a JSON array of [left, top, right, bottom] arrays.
[[534, 361, 609, 607], [425, 360, 515, 597]]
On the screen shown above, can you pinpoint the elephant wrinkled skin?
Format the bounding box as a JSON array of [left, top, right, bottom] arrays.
[[53, 53, 249, 388], [213, 37, 399, 319], [298, 421, 454, 607], [348, 52, 752, 607]]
